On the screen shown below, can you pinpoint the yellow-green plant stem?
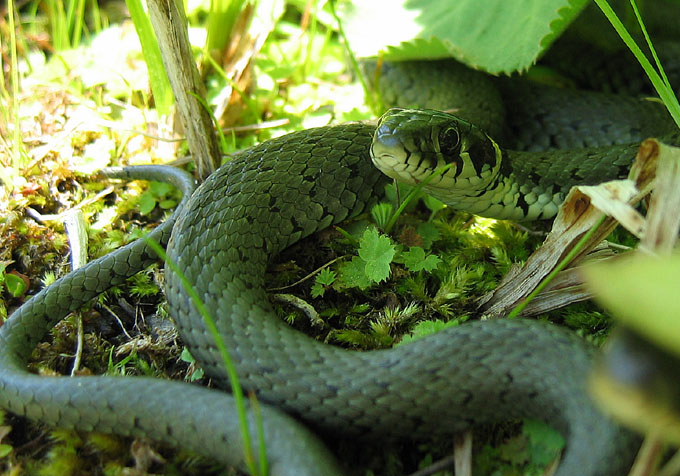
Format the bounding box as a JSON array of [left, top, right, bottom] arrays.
[[191, 91, 232, 156], [144, 237, 267, 476], [384, 163, 455, 234], [202, 53, 261, 124]]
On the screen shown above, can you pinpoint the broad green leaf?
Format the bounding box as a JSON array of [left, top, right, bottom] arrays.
[[523, 419, 565, 466], [417, 222, 441, 249], [339, 0, 588, 73], [339, 256, 373, 289], [0, 443, 12, 458], [583, 253, 680, 358], [5, 273, 27, 298], [137, 193, 157, 215], [358, 227, 396, 283]]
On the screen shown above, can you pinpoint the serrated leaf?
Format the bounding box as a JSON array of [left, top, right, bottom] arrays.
[[397, 319, 459, 346], [370, 202, 393, 230], [339, 256, 373, 290], [310, 282, 326, 298], [315, 268, 337, 286], [340, 0, 588, 73], [358, 227, 395, 283], [400, 246, 441, 272]]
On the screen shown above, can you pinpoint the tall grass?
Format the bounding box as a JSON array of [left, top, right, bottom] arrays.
[[1, 0, 27, 180], [125, 0, 173, 116], [40, 0, 97, 50], [594, 0, 680, 125]]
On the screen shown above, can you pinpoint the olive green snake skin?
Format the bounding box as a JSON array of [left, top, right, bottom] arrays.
[[3, 57, 675, 475]]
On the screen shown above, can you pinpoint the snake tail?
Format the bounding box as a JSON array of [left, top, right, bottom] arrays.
[[0, 166, 345, 476]]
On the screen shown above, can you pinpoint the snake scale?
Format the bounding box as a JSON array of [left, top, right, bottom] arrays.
[[2, 54, 675, 474]]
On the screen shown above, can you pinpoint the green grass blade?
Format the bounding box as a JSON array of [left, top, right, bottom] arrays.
[[384, 163, 454, 234], [143, 237, 264, 476], [593, 0, 680, 128], [6, 0, 26, 172], [89, 0, 104, 33], [250, 392, 269, 476], [70, 0, 87, 47], [205, 0, 248, 57], [628, 0, 672, 92], [125, 0, 174, 116]]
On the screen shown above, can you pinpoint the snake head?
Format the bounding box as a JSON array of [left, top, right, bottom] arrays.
[[371, 108, 503, 194]]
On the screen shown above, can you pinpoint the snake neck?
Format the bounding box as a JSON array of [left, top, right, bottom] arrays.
[[416, 146, 559, 221]]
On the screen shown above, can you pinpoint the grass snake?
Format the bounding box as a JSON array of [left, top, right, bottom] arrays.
[[2, 58, 675, 475]]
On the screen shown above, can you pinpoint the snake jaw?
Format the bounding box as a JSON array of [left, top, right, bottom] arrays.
[[370, 123, 415, 183]]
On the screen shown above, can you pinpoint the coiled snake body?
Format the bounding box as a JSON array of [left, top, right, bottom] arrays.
[[1, 58, 673, 475]]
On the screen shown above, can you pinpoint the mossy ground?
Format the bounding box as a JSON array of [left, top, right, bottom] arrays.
[[0, 2, 627, 475]]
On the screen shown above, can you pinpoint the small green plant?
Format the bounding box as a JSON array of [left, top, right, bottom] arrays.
[[337, 225, 443, 291], [180, 348, 205, 382], [370, 202, 393, 230], [137, 181, 181, 215], [338, 226, 395, 289], [127, 270, 160, 298], [0, 263, 27, 299], [311, 268, 337, 298], [474, 420, 564, 475], [396, 246, 441, 272]]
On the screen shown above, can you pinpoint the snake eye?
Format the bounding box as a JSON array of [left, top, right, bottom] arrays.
[[438, 127, 461, 157]]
